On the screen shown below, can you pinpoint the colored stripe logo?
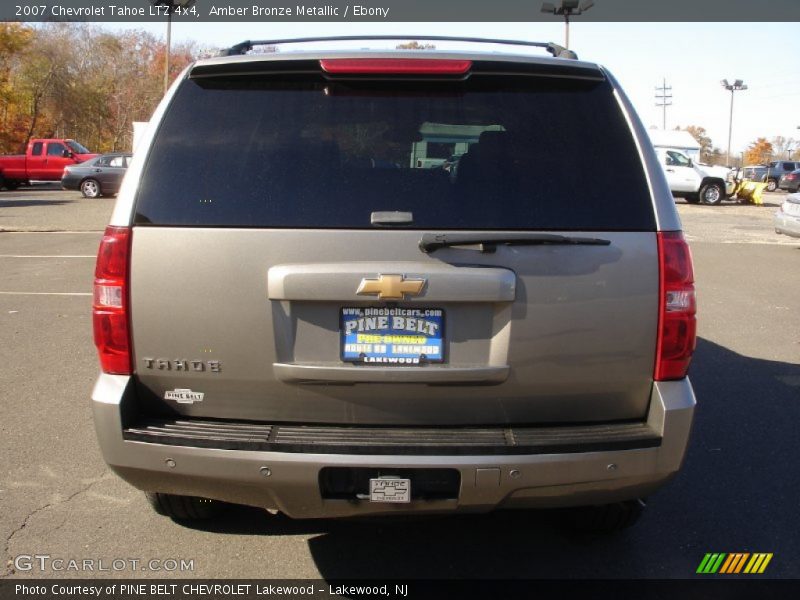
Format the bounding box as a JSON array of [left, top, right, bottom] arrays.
[[697, 553, 773, 574]]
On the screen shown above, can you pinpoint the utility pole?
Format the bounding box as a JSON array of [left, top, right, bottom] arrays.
[[721, 79, 747, 166], [655, 78, 672, 130], [164, 9, 171, 95], [151, 1, 197, 96]]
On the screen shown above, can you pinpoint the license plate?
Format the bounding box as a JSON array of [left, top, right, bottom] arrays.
[[369, 478, 411, 503], [341, 307, 444, 365]]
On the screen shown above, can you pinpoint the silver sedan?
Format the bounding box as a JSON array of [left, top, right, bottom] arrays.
[[775, 193, 800, 238]]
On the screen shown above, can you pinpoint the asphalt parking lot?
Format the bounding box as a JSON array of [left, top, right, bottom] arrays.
[[1, 185, 799, 580]]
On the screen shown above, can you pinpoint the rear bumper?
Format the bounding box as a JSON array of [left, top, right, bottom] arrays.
[[92, 375, 695, 518], [775, 210, 800, 238]]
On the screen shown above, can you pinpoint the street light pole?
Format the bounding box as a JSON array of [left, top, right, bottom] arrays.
[[541, 0, 595, 50], [721, 79, 747, 166], [727, 88, 733, 162]]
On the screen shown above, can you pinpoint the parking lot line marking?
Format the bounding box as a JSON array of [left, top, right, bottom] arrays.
[[0, 255, 95, 258], [0, 292, 91, 296]]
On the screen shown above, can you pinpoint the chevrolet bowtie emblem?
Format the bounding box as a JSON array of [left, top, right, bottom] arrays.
[[356, 274, 426, 300]]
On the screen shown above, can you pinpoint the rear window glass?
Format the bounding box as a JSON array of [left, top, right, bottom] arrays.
[[134, 69, 655, 230]]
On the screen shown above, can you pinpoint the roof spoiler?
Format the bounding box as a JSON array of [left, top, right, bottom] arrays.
[[218, 36, 579, 60]]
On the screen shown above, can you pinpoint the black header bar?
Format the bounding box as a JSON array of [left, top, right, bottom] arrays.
[[4, 0, 800, 23]]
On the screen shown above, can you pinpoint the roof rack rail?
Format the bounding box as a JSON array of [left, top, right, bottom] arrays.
[[218, 36, 578, 60]]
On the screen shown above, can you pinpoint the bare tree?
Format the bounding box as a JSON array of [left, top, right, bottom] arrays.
[[771, 136, 796, 160]]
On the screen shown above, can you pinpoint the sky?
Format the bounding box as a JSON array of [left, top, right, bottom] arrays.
[[100, 20, 800, 158]]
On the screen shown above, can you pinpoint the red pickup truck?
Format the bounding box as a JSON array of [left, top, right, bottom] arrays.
[[0, 139, 98, 190]]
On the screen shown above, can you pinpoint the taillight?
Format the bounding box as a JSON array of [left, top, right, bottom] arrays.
[[93, 226, 131, 375], [655, 231, 696, 381], [788, 173, 797, 181], [319, 58, 472, 75]]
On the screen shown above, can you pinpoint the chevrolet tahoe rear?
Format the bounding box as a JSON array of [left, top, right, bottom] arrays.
[[91, 38, 696, 530]]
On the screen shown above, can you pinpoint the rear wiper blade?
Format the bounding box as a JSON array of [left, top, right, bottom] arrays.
[[419, 233, 611, 254]]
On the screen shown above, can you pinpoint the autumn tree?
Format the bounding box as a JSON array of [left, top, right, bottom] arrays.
[[0, 23, 203, 154], [15, 25, 68, 146], [743, 138, 774, 165], [96, 30, 197, 150], [680, 125, 713, 162], [0, 23, 34, 152]]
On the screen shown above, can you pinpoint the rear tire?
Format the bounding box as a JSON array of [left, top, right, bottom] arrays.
[[80, 178, 101, 198], [1, 177, 20, 191], [766, 179, 777, 192], [699, 182, 723, 205], [564, 498, 646, 533], [145, 492, 224, 520]]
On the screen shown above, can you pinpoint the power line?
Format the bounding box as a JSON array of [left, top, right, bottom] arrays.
[[655, 78, 672, 130]]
